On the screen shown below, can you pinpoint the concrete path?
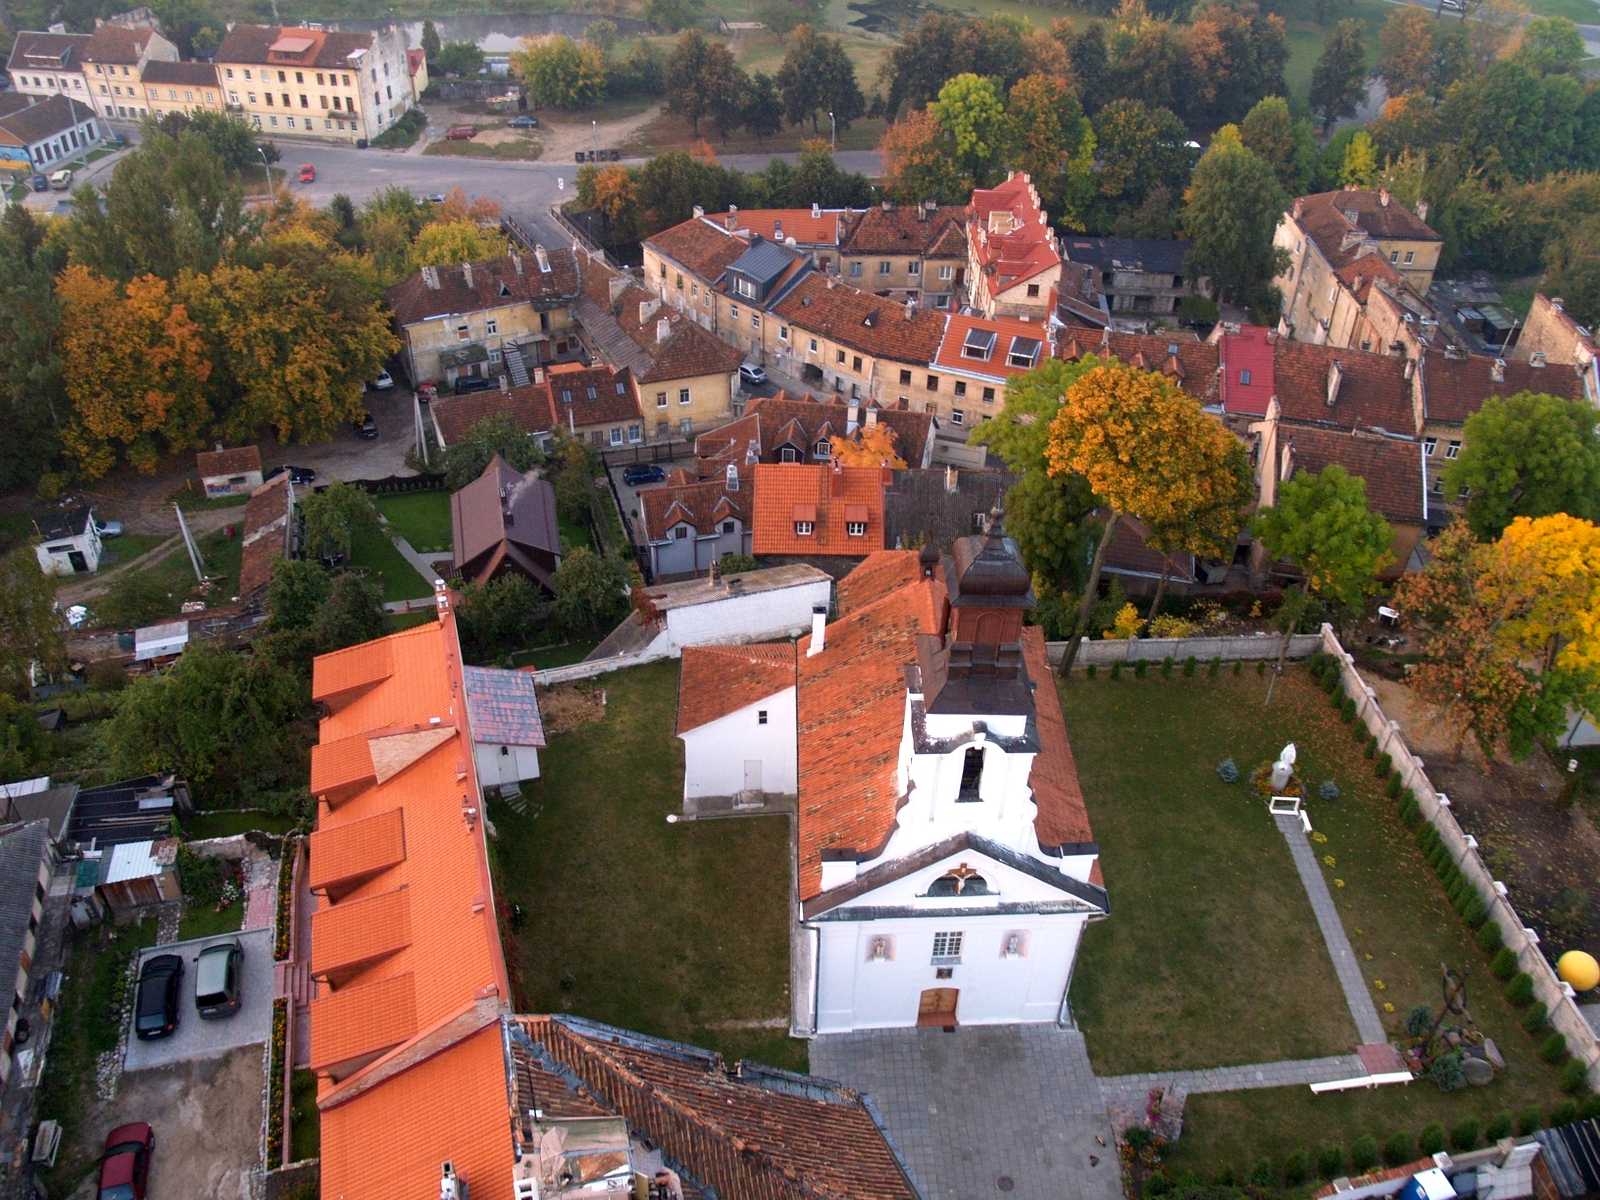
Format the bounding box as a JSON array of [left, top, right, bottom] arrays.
[[1099, 1053, 1366, 1106], [388, 530, 446, 588], [1274, 812, 1388, 1044], [811, 1025, 1123, 1200]]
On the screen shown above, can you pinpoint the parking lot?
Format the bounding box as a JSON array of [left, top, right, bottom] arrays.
[[608, 455, 699, 546], [124, 928, 273, 1072]]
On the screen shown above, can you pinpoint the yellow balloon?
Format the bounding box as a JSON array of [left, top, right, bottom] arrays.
[[1557, 950, 1600, 992]]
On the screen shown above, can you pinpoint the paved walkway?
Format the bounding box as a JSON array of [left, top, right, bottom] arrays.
[[1099, 1053, 1366, 1106], [812, 1026, 1123, 1200], [1274, 812, 1388, 1044], [388, 530, 445, 588]]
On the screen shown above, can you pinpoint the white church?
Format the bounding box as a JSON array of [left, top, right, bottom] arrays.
[[676, 517, 1107, 1034]]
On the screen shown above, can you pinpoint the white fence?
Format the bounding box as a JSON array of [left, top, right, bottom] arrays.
[[1320, 625, 1600, 1088], [1050, 632, 1323, 666], [528, 646, 674, 686]]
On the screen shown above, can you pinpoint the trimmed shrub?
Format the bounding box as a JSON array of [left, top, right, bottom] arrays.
[[1282, 1150, 1309, 1186], [1309, 651, 1329, 677], [1382, 1132, 1413, 1166], [1559, 1059, 1588, 1093], [1477, 921, 1503, 952], [1087, 663, 1098, 679], [1363, 734, 1377, 759], [1418, 1123, 1446, 1154], [1580, 1095, 1600, 1121], [1250, 1159, 1276, 1188], [1318, 1145, 1345, 1178], [1182, 655, 1197, 676], [1418, 824, 1442, 851], [1522, 1002, 1548, 1034], [1428, 1052, 1467, 1093], [1217, 758, 1240, 784], [1319, 779, 1341, 802], [1135, 659, 1148, 677], [1232, 659, 1242, 675], [1450, 1119, 1480, 1151], [1386, 774, 1403, 799], [1207, 656, 1221, 678], [1401, 794, 1423, 826], [1111, 661, 1123, 680], [1551, 1100, 1580, 1127], [1350, 1135, 1379, 1171], [1505, 971, 1536, 1006], [1542, 1032, 1570, 1064], [1160, 657, 1173, 677], [1405, 1005, 1434, 1038], [1484, 1113, 1513, 1142], [1515, 1108, 1543, 1136], [1376, 751, 1393, 778], [1145, 1173, 1172, 1197], [1462, 897, 1488, 929], [1257, 659, 1267, 675], [1340, 697, 1356, 721], [1490, 947, 1519, 980]]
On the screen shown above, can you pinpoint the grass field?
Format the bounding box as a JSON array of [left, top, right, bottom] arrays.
[[489, 660, 803, 1071], [508, 639, 599, 668], [186, 809, 299, 839], [1062, 667, 1576, 1178], [178, 897, 245, 942], [377, 491, 453, 553], [349, 525, 433, 603], [423, 137, 543, 161], [290, 1069, 321, 1163]]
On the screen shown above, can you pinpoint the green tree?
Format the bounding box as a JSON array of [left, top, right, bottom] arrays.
[[442, 415, 547, 490], [930, 73, 1013, 191], [1514, 16, 1586, 75], [457, 574, 550, 663], [313, 572, 385, 653], [551, 549, 630, 636], [0, 545, 65, 695], [1444, 391, 1600, 539], [646, 0, 705, 33], [877, 111, 967, 205], [1376, 6, 1437, 97], [1340, 130, 1378, 187], [0, 207, 65, 491], [1542, 214, 1600, 328], [665, 31, 741, 136], [743, 72, 784, 144], [510, 35, 607, 110], [421, 18, 442, 64], [1309, 19, 1368, 132], [1252, 465, 1393, 612], [0, 694, 48, 782], [266, 557, 332, 631], [1006, 73, 1095, 224], [775, 26, 864, 135], [1182, 130, 1287, 305], [1090, 98, 1190, 213], [433, 41, 486, 77], [1240, 95, 1315, 195], [299, 482, 380, 564]]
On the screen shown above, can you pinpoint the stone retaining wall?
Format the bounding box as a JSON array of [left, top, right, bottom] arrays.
[[1055, 632, 1322, 666]]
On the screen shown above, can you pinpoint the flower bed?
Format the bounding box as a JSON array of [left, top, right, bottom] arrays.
[[267, 998, 288, 1167], [274, 838, 297, 962]]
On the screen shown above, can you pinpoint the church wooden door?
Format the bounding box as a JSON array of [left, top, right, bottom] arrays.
[[917, 987, 959, 1027]]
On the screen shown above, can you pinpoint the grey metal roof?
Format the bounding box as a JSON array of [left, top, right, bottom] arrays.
[[728, 237, 798, 286], [1063, 236, 1191, 277], [2, 783, 79, 842], [34, 505, 92, 541], [66, 775, 179, 847], [0, 821, 51, 990]]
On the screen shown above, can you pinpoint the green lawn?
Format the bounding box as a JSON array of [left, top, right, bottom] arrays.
[[489, 660, 803, 1070], [1284, 0, 1388, 107], [349, 526, 433, 603], [1064, 670, 1358, 1074], [186, 809, 299, 839], [290, 1068, 321, 1163], [377, 491, 453, 554], [1062, 667, 1575, 1179], [178, 896, 244, 942], [384, 610, 436, 632], [508, 640, 600, 669], [558, 516, 592, 554], [423, 137, 543, 161], [95, 532, 168, 570], [169, 484, 251, 511]]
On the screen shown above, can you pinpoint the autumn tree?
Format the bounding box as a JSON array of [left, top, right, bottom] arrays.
[[1251, 464, 1393, 615], [589, 164, 643, 242], [1310, 19, 1368, 132], [1340, 131, 1379, 187], [511, 35, 606, 110], [410, 220, 511, 270], [878, 111, 967, 206], [1006, 73, 1095, 225], [1377, 6, 1437, 97], [828, 424, 906, 468], [0, 546, 65, 695], [57, 266, 214, 477], [775, 26, 864, 134], [1182, 129, 1287, 305], [1444, 391, 1600, 539], [1090, 98, 1190, 215], [929, 73, 1012, 191], [1045, 362, 1252, 676]]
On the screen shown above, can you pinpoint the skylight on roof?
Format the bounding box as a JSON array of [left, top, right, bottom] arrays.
[[1007, 337, 1040, 369], [962, 327, 997, 360]]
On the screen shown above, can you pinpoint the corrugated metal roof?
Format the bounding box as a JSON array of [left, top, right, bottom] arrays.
[[105, 840, 161, 884], [0, 776, 51, 800], [729, 238, 798, 286]]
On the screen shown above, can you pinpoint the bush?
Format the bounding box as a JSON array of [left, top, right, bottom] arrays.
[[1217, 758, 1240, 784], [1560, 1059, 1588, 1093], [1363, 734, 1377, 759], [1376, 751, 1393, 778], [1484, 1112, 1513, 1142], [1350, 1135, 1379, 1171], [1160, 657, 1173, 677], [1207, 656, 1221, 677], [1515, 1107, 1543, 1136], [1135, 659, 1148, 677], [1580, 1094, 1600, 1120], [1401, 794, 1423, 826], [1257, 659, 1267, 675], [1404, 1005, 1434, 1038], [1232, 659, 1242, 675], [1418, 1123, 1446, 1154], [1505, 971, 1535, 1006], [1319, 779, 1341, 802], [1182, 656, 1196, 677], [1522, 1002, 1548, 1034], [1550, 1100, 1580, 1127], [1317, 1145, 1345, 1178], [1382, 1132, 1413, 1166], [1419, 824, 1442, 851], [1542, 1032, 1570, 1064], [1282, 1150, 1309, 1186], [1087, 663, 1098, 679], [1111, 661, 1122, 679], [1477, 920, 1503, 952], [1428, 1051, 1467, 1093], [1386, 774, 1403, 799], [1340, 697, 1356, 721], [1450, 1119, 1480, 1151], [1490, 947, 1519, 980], [1250, 1159, 1275, 1188], [1462, 897, 1488, 928]]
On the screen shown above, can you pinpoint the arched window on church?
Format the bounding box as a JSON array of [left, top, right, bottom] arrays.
[[927, 870, 990, 897], [957, 745, 984, 801]]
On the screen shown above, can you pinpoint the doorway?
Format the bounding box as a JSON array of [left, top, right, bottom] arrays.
[[917, 987, 959, 1029], [67, 550, 88, 573]]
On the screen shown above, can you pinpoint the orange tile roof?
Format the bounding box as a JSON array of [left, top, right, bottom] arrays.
[[772, 274, 947, 364], [310, 885, 412, 977], [836, 549, 924, 616], [1022, 628, 1094, 850], [308, 972, 419, 1071], [195, 444, 261, 478], [320, 1022, 513, 1200], [969, 172, 1058, 296], [311, 637, 394, 705], [751, 463, 886, 557], [932, 313, 1051, 381], [307, 807, 406, 892], [726, 206, 852, 247], [645, 216, 749, 282], [308, 732, 376, 798], [676, 644, 796, 735]]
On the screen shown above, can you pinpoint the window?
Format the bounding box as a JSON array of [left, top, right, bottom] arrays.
[[878, 260, 891, 275], [971, 511, 987, 533], [751, 314, 759, 330], [852, 356, 862, 373], [1026, 283, 1040, 297], [953, 381, 967, 398], [678, 388, 691, 405], [834, 349, 845, 365], [794, 520, 814, 536], [908, 260, 921, 276], [982, 387, 995, 404], [1431, 477, 1444, 495], [317, 72, 324, 85], [849, 261, 862, 277], [1423, 437, 1436, 456], [934, 294, 951, 309], [929, 870, 990, 896], [931, 931, 963, 964], [226, 68, 234, 79], [295, 71, 304, 83], [808, 338, 818, 353], [757, 709, 768, 725], [456, 324, 469, 342], [846, 521, 866, 537], [286, 116, 295, 128], [264, 92, 272, 105], [736, 277, 755, 299], [609, 427, 623, 446], [679, 417, 693, 435], [780, 447, 800, 462], [244, 69, 252, 80], [1403, 250, 1415, 265], [1446, 441, 1461, 459], [269, 114, 277, 126], [1458, 485, 1471, 500], [899, 369, 912, 385], [656, 391, 668, 409], [951, 409, 966, 425], [728, 304, 741, 322], [938, 264, 955, 281], [628, 424, 642, 444], [779, 325, 789, 342], [814, 440, 831, 458], [486, 318, 498, 335], [1240, 369, 1252, 386]]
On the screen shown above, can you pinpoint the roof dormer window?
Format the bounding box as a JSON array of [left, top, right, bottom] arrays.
[[586, 385, 597, 400], [846, 521, 866, 537], [962, 327, 996, 360], [814, 440, 831, 458], [795, 520, 814, 536], [1007, 337, 1040, 369]]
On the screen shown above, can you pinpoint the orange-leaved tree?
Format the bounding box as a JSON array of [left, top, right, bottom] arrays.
[[57, 266, 213, 477], [828, 424, 906, 468], [1045, 361, 1252, 676]]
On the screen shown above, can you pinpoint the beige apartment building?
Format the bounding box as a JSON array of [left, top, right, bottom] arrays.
[[81, 23, 177, 120], [838, 201, 968, 309], [215, 23, 413, 145], [140, 60, 224, 118], [5, 32, 92, 105], [1510, 293, 1600, 403]]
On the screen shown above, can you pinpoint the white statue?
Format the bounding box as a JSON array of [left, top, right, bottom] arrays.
[[1280, 743, 1297, 766], [1270, 742, 1296, 791]]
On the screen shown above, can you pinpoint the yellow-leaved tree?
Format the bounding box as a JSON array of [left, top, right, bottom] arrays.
[[57, 266, 213, 477], [1482, 513, 1600, 676], [410, 220, 511, 271], [1045, 362, 1252, 675], [828, 424, 907, 468]]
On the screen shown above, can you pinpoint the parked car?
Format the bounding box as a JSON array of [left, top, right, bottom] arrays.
[[425, 192, 446, 204], [297, 162, 316, 183], [29, 174, 48, 192], [95, 519, 124, 538], [354, 412, 379, 439], [104, 132, 127, 148], [97, 1122, 153, 1200], [453, 376, 495, 395], [194, 939, 243, 1019], [738, 362, 768, 388], [509, 115, 539, 128], [369, 368, 394, 390], [265, 464, 317, 485], [133, 954, 183, 1040], [445, 125, 477, 141], [48, 168, 72, 191], [622, 464, 666, 487]]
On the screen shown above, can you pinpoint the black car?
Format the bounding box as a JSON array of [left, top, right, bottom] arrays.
[[622, 464, 666, 487], [453, 376, 495, 395], [354, 412, 379, 440], [134, 954, 183, 1040], [265, 465, 317, 485]]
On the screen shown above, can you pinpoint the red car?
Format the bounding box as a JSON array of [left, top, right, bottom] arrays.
[[445, 124, 477, 141], [297, 163, 316, 183], [98, 1122, 153, 1200]]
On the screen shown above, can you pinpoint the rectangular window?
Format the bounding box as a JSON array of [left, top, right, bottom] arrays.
[[757, 709, 768, 725], [849, 261, 862, 277], [269, 114, 278, 126], [794, 521, 814, 535], [931, 931, 963, 964], [656, 392, 668, 409], [1446, 441, 1461, 459], [751, 314, 759, 330], [678, 388, 691, 405], [1026, 283, 1040, 297], [1240, 369, 1252, 385], [899, 369, 912, 385], [736, 277, 755, 299], [244, 68, 253, 80], [317, 72, 324, 85], [954, 381, 967, 398], [456, 324, 470, 341], [729, 304, 740, 321], [853, 356, 862, 372], [835, 349, 845, 365], [609, 427, 623, 446], [1389, 250, 1399, 263], [846, 521, 866, 537], [295, 71, 304, 83], [951, 409, 966, 425], [779, 325, 789, 342], [939, 264, 954, 281], [1423, 437, 1436, 456], [226, 68, 234, 79], [878, 261, 891, 275], [982, 387, 996, 404], [1403, 250, 1415, 265], [286, 116, 295, 128], [926, 374, 940, 390], [908, 260, 921, 276], [486, 318, 498, 335], [628, 424, 642, 444]]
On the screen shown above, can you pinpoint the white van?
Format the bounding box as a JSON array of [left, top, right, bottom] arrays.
[[48, 168, 73, 191]]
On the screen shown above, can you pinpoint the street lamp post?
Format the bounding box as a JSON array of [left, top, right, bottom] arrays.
[[257, 146, 271, 197], [828, 110, 835, 153]]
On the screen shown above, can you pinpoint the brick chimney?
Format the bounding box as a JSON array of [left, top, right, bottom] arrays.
[[1379, 188, 1391, 208], [830, 456, 845, 495], [692, 204, 704, 219], [811, 202, 820, 219], [461, 261, 473, 288], [608, 274, 628, 304], [656, 318, 671, 344], [725, 204, 738, 231]]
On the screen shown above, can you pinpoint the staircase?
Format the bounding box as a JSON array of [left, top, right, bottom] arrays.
[[274, 958, 314, 1005], [503, 345, 531, 388]]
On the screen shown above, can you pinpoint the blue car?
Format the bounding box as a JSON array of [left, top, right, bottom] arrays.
[[622, 464, 666, 487], [29, 174, 48, 192]]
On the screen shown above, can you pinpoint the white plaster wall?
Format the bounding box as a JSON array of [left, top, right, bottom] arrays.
[[474, 742, 541, 789], [680, 686, 796, 799], [883, 735, 1040, 865], [663, 577, 830, 651]]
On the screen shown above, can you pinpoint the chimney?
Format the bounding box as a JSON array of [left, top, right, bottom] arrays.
[[608, 274, 628, 305], [421, 265, 439, 290], [881, 199, 891, 212], [725, 204, 738, 231], [511, 253, 523, 277], [904, 297, 916, 320], [807, 604, 827, 656], [1416, 200, 1429, 223], [640, 297, 660, 323], [1292, 197, 1304, 220], [921, 199, 935, 221], [830, 456, 845, 495], [1379, 188, 1391, 208], [656, 317, 671, 344], [534, 245, 550, 273], [846, 400, 860, 434], [773, 218, 783, 240], [865, 407, 878, 429], [1491, 357, 1506, 383], [725, 462, 739, 491], [811, 202, 820, 219], [944, 464, 958, 493], [1326, 360, 1344, 406], [533, 366, 546, 384], [461, 261, 473, 288], [693, 204, 704, 219]]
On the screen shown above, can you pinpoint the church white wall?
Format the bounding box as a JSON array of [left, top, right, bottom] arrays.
[[661, 578, 831, 652], [680, 686, 796, 799], [881, 735, 1041, 865]]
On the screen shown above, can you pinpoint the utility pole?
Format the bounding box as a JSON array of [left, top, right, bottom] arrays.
[[173, 504, 205, 583], [414, 389, 430, 467], [828, 110, 835, 153]]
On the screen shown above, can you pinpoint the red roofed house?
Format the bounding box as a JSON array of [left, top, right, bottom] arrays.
[[195, 444, 263, 498], [1214, 323, 1277, 420], [966, 172, 1060, 321], [839, 200, 968, 309], [638, 464, 750, 578], [751, 461, 887, 560], [929, 312, 1053, 433], [676, 641, 797, 810], [778, 521, 1106, 1032], [695, 393, 936, 474], [1509, 293, 1599, 404], [450, 454, 561, 591]]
